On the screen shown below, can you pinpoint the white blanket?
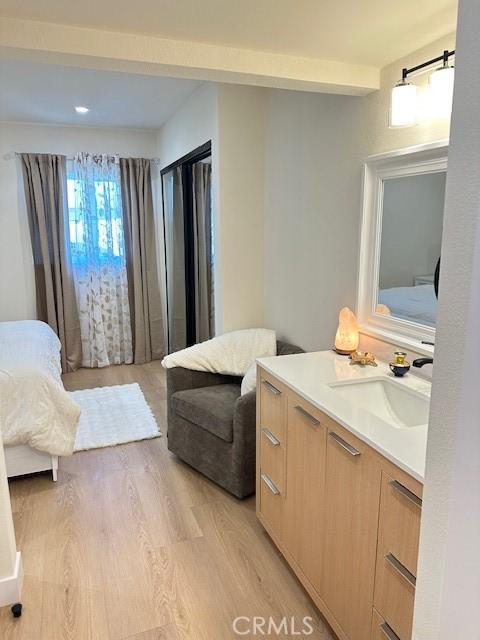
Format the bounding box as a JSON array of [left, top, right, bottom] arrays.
[[0, 320, 80, 456], [161, 328, 276, 377]]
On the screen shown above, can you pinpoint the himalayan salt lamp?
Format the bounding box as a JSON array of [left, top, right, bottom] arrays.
[[334, 307, 359, 355]]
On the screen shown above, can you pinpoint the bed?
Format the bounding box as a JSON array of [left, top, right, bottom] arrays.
[[378, 284, 437, 327], [0, 320, 80, 480]]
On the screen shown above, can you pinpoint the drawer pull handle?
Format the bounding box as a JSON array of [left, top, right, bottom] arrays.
[[262, 380, 281, 395], [261, 427, 280, 446], [385, 552, 416, 588], [294, 405, 320, 426], [380, 622, 400, 640], [390, 479, 422, 508], [261, 473, 280, 495], [329, 431, 361, 456]]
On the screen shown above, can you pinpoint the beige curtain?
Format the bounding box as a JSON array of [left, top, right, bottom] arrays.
[[20, 153, 82, 372], [192, 162, 214, 342], [120, 158, 165, 363]]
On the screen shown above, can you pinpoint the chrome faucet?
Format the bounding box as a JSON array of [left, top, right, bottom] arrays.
[[412, 357, 433, 368]]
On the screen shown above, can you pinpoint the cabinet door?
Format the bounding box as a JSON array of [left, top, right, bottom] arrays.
[[283, 394, 327, 590], [321, 425, 381, 640]]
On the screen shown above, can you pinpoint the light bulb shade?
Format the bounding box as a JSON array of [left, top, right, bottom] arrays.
[[429, 66, 455, 118], [390, 81, 417, 128], [334, 307, 359, 354]]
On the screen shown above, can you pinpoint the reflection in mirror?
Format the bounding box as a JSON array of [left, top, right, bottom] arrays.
[[377, 171, 446, 328]]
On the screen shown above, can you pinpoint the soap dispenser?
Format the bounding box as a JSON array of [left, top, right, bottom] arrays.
[[389, 351, 411, 377]]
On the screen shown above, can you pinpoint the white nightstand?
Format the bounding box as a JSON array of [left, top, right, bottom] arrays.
[[414, 274, 435, 286]]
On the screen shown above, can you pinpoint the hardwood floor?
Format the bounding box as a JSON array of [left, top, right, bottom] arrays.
[[0, 362, 334, 640]]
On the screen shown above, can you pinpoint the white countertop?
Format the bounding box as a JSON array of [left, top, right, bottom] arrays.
[[257, 350, 430, 483]]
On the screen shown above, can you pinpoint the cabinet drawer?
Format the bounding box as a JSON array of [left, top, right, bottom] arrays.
[[374, 472, 422, 639], [371, 609, 400, 640], [259, 371, 286, 442], [260, 424, 285, 491], [259, 471, 283, 536], [374, 558, 415, 640], [378, 472, 422, 575]]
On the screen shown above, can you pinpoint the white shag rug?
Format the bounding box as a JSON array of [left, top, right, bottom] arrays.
[[71, 383, 161, 452]]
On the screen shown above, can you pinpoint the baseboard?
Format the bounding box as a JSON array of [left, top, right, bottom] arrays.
[[0, 552, 23, 608]]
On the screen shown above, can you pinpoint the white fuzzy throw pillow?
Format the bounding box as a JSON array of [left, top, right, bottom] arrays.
[[241, 362, 257, 396], [161, 328, 276, 377]]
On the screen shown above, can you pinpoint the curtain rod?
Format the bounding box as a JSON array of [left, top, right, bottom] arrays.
[[2, 151, 162, 163]]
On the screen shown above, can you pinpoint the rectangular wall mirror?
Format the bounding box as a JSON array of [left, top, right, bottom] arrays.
[[357, 141, 448, 353]]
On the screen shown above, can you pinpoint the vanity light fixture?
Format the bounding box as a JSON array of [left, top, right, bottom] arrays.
[[390, 80, 417, 128], [75, 106, 90, 114], [429, 61, 455, 118], [390, 49, 455, 128]]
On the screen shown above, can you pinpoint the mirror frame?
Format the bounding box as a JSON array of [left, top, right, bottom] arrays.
[[357, 140, 448, 355]]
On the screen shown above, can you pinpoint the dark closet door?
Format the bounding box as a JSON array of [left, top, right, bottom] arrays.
[[161, 142, 213, 353]]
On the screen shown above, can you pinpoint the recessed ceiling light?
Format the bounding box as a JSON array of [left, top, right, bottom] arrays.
[[75, 106, 89, 114]]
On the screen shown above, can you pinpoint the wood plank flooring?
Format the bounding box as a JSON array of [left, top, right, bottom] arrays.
[[0, 362, 334, 640]]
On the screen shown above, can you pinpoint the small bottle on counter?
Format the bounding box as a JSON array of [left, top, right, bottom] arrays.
[[389, 351, 411, 377]]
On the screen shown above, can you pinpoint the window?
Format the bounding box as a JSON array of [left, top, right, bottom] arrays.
[[67, 166, 125, 263], [66, 153, 132, 367]]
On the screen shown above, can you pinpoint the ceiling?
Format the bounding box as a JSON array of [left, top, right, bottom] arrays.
[[0, 0, 457, 67], [0, 60, 201, 128]]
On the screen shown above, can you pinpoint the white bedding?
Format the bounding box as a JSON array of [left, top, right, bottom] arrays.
[[378, 284, 437, 326], [0, 320, 80, 456]]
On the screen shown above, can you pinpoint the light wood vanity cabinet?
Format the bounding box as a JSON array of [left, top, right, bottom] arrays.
[[256, 366, 422, 640]]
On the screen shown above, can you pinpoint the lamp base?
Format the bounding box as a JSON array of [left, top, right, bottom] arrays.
[[332, 347, 356, 356]]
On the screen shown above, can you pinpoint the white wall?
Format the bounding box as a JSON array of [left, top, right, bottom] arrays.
[[157, 82, 266, 334], [157, 83, 217, 169], [413, 0, 480, 635], [262, 33, 455, 355], [215, 84, 266, 333], [0, 121, 157, 321], [263, 89, 362, 351]]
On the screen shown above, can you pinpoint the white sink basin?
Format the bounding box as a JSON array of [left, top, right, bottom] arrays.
[[328, 377, 430, 428]]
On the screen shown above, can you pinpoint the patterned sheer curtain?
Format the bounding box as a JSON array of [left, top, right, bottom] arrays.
[[68, 153, 133, 367]]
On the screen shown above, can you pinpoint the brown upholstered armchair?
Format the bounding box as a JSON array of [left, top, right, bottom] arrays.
[[166, 340, 304, 498]]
